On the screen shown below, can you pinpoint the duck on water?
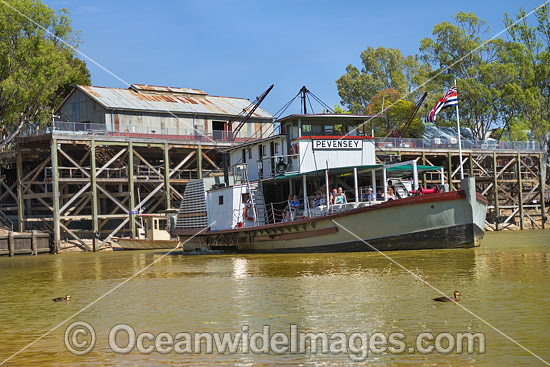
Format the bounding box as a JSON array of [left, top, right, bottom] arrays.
[[52, 295, 71, 302], [433, 291, 460, 302]]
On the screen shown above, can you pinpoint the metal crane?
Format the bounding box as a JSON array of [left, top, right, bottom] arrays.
[[229, 84, 274, 140], [385, 92, 428, 138]]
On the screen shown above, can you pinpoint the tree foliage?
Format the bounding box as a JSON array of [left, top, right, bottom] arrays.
[[0, 0, 90, 149], [364, 89, 424, 138], [336, 47, 423, 114], [336, 6, 550, 147]]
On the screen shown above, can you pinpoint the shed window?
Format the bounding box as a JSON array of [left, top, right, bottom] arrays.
[[218, 195, 224, 205]]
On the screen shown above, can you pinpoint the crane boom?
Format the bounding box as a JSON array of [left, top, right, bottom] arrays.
[[385, 92, 428, 138], [230, 84, 274, 140]]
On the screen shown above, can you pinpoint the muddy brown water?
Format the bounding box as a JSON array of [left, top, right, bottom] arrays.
[[0, 230, 548, 366]]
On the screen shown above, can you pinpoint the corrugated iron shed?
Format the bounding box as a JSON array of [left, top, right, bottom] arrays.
[[73, 85, 273, 119]]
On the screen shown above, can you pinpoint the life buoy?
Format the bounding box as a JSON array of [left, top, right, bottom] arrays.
[[291, 143, 298, 159], [243, 203, 255, 221]]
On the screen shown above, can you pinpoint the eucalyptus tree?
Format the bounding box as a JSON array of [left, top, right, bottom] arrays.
[[419, 12, 510, 140], [336, 47, 424, 114], [502, 5, 550, 147], [0, 0, 90, 150]]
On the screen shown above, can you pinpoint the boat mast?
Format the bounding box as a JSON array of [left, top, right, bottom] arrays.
[[300, 86, 307, 114]]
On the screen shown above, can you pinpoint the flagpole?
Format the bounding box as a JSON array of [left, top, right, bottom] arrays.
[[454, 80, 464, 179]]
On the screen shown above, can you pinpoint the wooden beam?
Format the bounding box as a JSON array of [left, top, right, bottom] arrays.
[[22, 157, 51, 194], [134, 183, 164, 211], [64, 196, 91, 227], [197, 144, 202, 179], [100, 196, 129, 228], [164, 143, 171, 209], [0, 182, 17, 202], [96, 148, 127, 176], [26, 188, 54, 211], [493, 152, 499, 231], [58, 147, 90, 178], [52, 139, 61, 253], [129, 142, 136, 238], [517, 153, 524, 230], [59, 183, 91, 214], [16, 146, 24, 232], [201, 151, 219, 170], [99, 217, 129, 248], [169, 150, 195, 177], [133, 150, 163, 178], [540, 153, 546, 229], [495, 157, 517, 180], [96, 185, 129, 214], [90, 140, 98, 251], [59, 222, 92, 251]]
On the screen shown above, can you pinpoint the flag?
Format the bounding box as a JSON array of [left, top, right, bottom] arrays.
[[424, 85, 457, 123]]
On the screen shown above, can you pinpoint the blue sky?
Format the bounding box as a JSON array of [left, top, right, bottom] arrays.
[[44, 0, 546, 116]]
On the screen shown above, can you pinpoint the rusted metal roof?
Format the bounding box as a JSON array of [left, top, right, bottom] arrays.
[[130, 84, 207, 95], [76, 85, 273, 119]]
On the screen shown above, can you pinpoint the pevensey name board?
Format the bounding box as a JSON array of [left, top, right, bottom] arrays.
[[312, 139, 363, 150]]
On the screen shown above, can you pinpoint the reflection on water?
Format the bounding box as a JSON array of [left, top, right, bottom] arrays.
[[0, 230, 548, 366]]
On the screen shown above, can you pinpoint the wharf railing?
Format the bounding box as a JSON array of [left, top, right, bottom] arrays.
[[22, 121, 266, 143], [374, 137, 541, 151]]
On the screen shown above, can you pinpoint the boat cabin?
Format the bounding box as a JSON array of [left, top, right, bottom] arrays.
[[229, 114, 378, 180], [143, 215, 170, 241]]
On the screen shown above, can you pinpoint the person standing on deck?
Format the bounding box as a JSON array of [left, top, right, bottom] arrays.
[[335, 187, 347, 205], [330, 188, 338, 205]]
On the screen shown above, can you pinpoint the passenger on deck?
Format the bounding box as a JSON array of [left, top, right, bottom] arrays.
[[386, 187, 397, 201], [335, 187, 347, 205], [330, 188, 338, 205], [312, 193, 321, 208], [290, 195, 300, 218], [320, 192, 327, 206], [282, 195, 293, 222], [363, 187, 375, 201], [376, 188, 384, 201]]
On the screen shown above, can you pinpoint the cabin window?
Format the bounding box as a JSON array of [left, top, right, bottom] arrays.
[[248, 149, 252, 159], [242, 149, 247, 163], [274, 143, 279, 154], [154, 219, 158, 230], [218, 195, 224, 205], [241, 193, 250, 203], [302, 124, 312, 133], [262, 145, 267, 156]]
